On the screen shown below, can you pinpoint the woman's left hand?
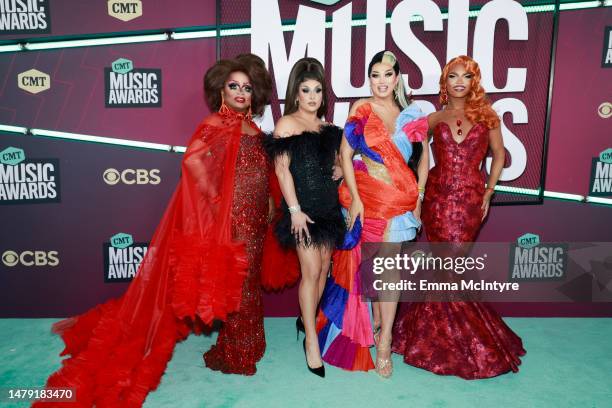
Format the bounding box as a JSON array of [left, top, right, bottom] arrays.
[[481, 190, 494, 221], [413, 199, 422, 227], [332, 164, 343, 181]]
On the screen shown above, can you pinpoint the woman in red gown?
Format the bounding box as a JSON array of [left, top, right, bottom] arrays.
[[34, 54, 273, 407], [392, 55, 526, 379]]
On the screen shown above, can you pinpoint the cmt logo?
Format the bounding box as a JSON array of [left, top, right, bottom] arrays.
[[18, 69, 50, 94], [108, 0, 143, 22], [517, 233, 540, 249], [2, 250, 59, 267], [112, 58, 133, 74], [0, 146, 25, 165], [103, 168, 161, 185]]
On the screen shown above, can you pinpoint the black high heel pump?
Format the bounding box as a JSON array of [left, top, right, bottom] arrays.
[[302, 339, 325, 378], [295, 316, 305, 340]]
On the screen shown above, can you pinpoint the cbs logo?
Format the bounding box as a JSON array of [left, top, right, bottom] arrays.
[[2, 250, 59, 267], [598, 102, 611, 119], [103, 168, 161, 185]]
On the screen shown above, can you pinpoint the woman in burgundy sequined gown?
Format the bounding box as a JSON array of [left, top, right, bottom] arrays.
[[392, 56, 526, 379], [202, 54, 273, 375], [33, 55, 273, 407]]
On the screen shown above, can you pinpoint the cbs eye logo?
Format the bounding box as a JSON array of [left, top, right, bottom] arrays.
[[103, 168, 161, 185], [2, 250, 59, 267], [598, 102, 612, 119]]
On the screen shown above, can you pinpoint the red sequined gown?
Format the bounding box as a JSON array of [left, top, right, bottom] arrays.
[[204, 131, 269, 375], [392, 121, 526, 379]]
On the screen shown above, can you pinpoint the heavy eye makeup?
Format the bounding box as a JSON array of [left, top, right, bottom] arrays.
[[370, 70, 394, 79], [300, 87, 322, 94], [448, 72, 472, 80], [227, 82, 253, 93]]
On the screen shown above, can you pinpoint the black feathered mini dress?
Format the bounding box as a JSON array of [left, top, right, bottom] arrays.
[[264, 124, 346, 249]]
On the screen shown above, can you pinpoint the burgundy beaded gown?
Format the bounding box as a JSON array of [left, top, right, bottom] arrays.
[[392, 121, 526, 379]]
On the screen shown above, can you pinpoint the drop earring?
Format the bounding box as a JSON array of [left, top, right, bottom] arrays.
[[219, 91, 231, 115], [440, 88, 448, 105]]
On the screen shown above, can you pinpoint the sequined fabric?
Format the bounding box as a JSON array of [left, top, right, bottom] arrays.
[[422, 121, 489, 242], [204, 132, 269, 375], [392, 121, 526, 379]]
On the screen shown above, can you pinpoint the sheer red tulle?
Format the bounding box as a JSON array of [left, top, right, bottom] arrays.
[[34, 112, 269, 407]]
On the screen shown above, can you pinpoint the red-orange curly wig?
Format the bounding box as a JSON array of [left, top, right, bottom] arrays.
[[439, 55, 500, 130]]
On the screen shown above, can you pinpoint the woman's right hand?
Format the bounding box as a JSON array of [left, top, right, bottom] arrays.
[[291, 211, 315, 244], [348, 198, 364, 230]]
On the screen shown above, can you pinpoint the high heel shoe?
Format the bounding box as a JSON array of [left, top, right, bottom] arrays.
[[302, 339, 325, 378], [295, 316, 305, 340], [375, 338, 393, 379]]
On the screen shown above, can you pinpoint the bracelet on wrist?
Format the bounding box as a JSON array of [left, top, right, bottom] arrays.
[[288, 204, 301, 214]]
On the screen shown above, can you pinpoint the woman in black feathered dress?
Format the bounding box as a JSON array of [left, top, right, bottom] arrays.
[[264, 57, 344, 378]]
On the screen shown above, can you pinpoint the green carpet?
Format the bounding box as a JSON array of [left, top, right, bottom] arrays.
[[1, 318, 611, 407]]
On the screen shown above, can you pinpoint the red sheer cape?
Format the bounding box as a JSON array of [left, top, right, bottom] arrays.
[[34, 113, 257, 407]]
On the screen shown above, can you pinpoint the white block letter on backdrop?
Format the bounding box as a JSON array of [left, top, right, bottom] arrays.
[[251, 0, 325, 99]]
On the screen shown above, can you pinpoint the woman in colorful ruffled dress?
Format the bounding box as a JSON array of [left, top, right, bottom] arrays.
[[316, 50, 429, 378]]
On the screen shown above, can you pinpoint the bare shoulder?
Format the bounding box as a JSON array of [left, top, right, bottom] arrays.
[[427, 110, 445, 129], [274, 115, 301, 138]]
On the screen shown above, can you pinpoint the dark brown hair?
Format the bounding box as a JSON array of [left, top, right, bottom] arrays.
[[283, 57, 327, 118], [203, 54, 272, 117]]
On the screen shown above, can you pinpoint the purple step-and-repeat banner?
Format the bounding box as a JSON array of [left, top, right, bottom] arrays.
[[0, 1, 610, 317]]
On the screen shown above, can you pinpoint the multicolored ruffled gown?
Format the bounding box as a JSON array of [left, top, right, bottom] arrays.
[[315, 102, 427, 371]]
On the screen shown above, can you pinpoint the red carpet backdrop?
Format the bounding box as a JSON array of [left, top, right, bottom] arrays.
[[0, 0, 610, 317]]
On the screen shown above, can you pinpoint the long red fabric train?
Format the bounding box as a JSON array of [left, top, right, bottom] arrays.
[[33, 112, 297, 407]]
